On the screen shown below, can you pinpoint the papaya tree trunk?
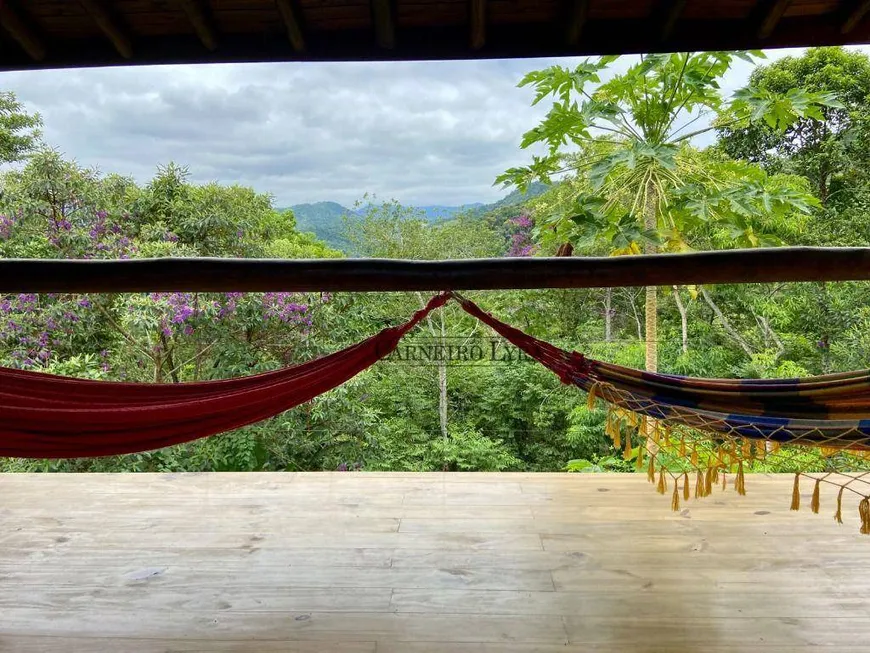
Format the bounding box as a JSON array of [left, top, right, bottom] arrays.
[[604, 287, 613, 343], [644, 182, 658, 373], [673, 285, 688, 354], [643, 181, 659, 449]]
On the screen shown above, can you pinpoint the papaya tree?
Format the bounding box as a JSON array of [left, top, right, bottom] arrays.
[[498, 52, 837, 372]]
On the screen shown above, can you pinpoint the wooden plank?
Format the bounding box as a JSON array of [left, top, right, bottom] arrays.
[[371, 0, 394, 49], [841, 0, 870, 32], [565, 0, 589, 45], [755, 0, 794, 37], [470, 0, 486, 48], [390, 587, 870, 617], [0, 610, 571, 643], [3, 472, 870, 650], [5, 247, 870, 293], [177, 0, 218, 49], [275, 0, 306, 50], [655, 0, 688, 40], [0, 640, 377, 653], [0, 1, 47, 61], [78, 0, 134, 57]]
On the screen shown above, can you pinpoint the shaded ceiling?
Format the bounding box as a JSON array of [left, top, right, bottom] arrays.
[[0, 0, 869, 71]]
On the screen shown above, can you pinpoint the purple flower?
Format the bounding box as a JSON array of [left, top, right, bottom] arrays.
[[0, 214, 15, 240], [509, 214, 533, 228]]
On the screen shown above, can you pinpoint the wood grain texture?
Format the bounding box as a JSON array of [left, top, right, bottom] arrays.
[[655, 0, 688, 40], [371, 0, 395, 49], [6, 247, 870, 293], [565, 0, 590, 44], [469, 0, 486, 49], [275, 0, 306, 50], [177, 0, 218, 50], [841, 0, 870, 30], [78, 0, 134, 57], [1, 472, 869, 651], [755, 0, 794, 36], [0, 1, 47, 60]]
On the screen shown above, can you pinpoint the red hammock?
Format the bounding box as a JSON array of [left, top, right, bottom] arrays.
[[0, 294, 452, 458], [6, 292, 870, 460]]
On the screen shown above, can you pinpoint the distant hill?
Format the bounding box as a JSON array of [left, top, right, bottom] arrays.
[[417, 203, 485, 221], [286, 182, 550, 251], [287, 201, 357, 251]]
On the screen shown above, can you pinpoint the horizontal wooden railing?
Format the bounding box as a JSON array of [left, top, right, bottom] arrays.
[[2, 247, 869, 293]]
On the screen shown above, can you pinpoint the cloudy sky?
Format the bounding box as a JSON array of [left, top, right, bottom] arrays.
[[0, 48, 817, 208]]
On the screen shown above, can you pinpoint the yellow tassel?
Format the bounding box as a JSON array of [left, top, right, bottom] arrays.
[[587, 383, 599, 410], [835, 487, 844, 524], [647, 456, 656, 483], [742, 439, 752, 461], [735, 461, 746, 496], [607, 413, 621, 450], [657, 470, 667, 495], [623, 429, 633, 461], [683, 472, 690, 501], [860, 497, 870, 535], [712, 467, 719, 484], [695, 470, 704, 499], [691, 449, 699, 467], [721, 472, 727, 491], [771, 441, 780, 454], [635, 442, 645, 471], [671, 483, 680, 511], [705, 468, 713, 496], [811, 479, 821, 514], [790, 474, 801, 511], [679, 436, 686, 457]]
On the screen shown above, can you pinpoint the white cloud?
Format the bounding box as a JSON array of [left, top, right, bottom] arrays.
[[2, 47, 863, 208]]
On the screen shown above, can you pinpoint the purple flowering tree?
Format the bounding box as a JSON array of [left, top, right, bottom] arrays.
[[506, 213, 538, 257]]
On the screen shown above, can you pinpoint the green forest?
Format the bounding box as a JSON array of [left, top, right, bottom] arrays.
[[2, 47, 870, 474]]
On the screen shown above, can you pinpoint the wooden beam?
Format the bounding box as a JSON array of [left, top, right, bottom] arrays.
[[275, 0, 305, 51], [470, 0, 486, 50], [371, 0, 395, 49], [841, 0, 870, 33], [177, 0, 218, 51], [655, 0, 687, 42], [755, 0, 793, 39], [0, 1, 46, 61], [565, 0, 590, 46], [4, 248, 870, 293], [79, 0, 133, 59]]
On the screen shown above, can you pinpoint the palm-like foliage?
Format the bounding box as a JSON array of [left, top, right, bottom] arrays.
[[498, 52, 838, 371]]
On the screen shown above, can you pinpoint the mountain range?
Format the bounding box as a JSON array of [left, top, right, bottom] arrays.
[[286, 183, 547, 250]]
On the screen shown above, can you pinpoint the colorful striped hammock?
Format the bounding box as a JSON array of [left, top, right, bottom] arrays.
[[3, 292, 870, 530]]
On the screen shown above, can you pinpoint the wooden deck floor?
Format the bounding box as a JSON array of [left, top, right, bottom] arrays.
[[2, 472, 870, 652]]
